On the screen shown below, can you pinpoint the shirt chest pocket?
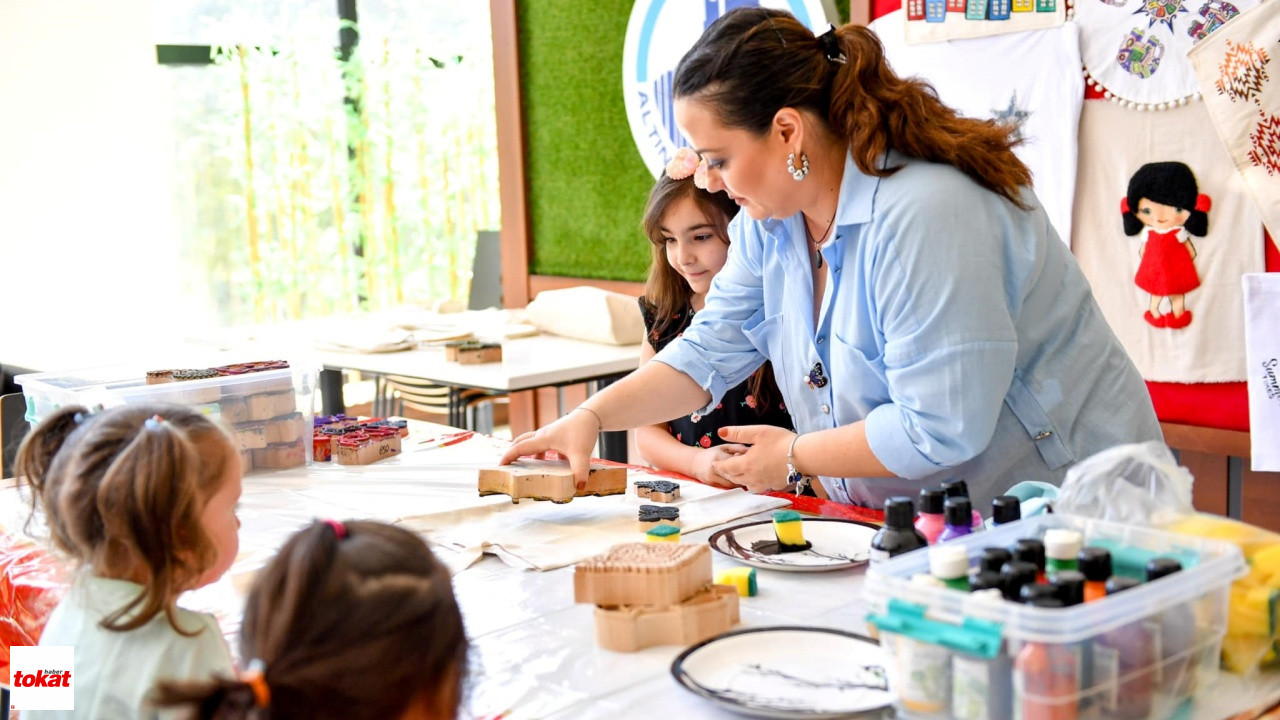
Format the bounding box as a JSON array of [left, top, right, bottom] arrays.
[[831, 332, 891, 416]]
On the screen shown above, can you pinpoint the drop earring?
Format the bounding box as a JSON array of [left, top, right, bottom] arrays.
[[787, 151, 810, 181]]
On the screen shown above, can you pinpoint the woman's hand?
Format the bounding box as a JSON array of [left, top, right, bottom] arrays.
[[690, 443, 749, 487], [500, 408, 602, 489], [710, 425, 797, 494]]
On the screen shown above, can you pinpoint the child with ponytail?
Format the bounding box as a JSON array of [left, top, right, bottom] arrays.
[[156, 519, 467, 720], [15, 403, 242, 719]]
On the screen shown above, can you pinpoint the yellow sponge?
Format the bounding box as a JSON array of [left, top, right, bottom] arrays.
[[772, 510, 809, 551], [645, 523, 681, 543], [716, 567, 758, 597]]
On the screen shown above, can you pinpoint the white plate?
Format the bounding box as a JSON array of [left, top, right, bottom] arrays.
[[708, 518, 877, 572], [671, 626, 895, 719]]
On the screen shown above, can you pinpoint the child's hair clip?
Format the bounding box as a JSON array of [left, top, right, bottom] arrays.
[[666, 147, 700, 180], [242, 658, 271, 708], [143, 415, 165, 430], [324, 518, 348, 539]]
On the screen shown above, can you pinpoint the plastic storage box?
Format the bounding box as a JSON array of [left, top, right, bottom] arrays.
[[864, 513, 1247, 720], [15, 363, 318, 474]]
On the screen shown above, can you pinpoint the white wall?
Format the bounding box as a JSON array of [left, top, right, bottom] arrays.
[[0, 0, 180, 365]]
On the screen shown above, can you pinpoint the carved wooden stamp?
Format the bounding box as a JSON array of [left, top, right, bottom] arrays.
[[334, 427, 402, 465], [573, 543, 711, 607], [478, 460, 626, 503], [445, 339, 502, 364], [637, 504, 681, 532], [634, 479, 680, 503], [252, 440, 306, 469], [592, 584, 739, 652]]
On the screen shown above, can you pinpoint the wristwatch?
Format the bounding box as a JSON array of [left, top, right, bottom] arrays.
[[785, 433, 811, 496]]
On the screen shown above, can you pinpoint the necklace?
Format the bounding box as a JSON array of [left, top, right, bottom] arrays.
[[804, 210, 837, 270]]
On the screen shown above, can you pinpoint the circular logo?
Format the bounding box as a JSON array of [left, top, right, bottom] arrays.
[[623, 0, 837, 178]]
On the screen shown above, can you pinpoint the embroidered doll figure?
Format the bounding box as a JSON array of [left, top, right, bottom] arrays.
[[1121, 161, 1211, 329]]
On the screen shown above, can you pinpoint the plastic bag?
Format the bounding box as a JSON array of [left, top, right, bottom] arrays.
[[1054, 440, 1195, 526]]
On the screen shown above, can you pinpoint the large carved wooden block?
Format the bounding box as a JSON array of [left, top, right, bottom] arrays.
[[573, 543, 711, 607], [478, 460, 626, 503], [592, 584, 739, 652]]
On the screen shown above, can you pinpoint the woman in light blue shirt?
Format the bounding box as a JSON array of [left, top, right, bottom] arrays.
[[502, 8, 1160, 510]]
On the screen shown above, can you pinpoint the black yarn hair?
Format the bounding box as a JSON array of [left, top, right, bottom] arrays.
[[1123, 161, 1209, 237]]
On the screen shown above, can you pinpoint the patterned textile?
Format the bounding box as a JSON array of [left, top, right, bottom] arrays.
[[1190, 2, 1280, 239]]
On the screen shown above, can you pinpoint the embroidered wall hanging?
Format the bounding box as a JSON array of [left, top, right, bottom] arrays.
[[871, 12, 1082, 243], [1189, 1, 1280, 240], [902, 0, 1067, 43], [1072, 100, 1263, 382], [1073, 0, 1260, 108]]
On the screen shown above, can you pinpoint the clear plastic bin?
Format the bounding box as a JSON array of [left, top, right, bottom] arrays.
[[865, 513, 1247, 720], [15, 363, 318, 474]]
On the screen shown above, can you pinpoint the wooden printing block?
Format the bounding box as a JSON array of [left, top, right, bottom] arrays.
[[634, 479, 680, 503], [334, 428, 402, 465], [220, 395, 249, 423], [246, 390, 295, 421], [573, 542, 711, 607], [313, 433, 332, 462], [592, 584, 740, 653], [637, 504, 681, 532], [235, 421, 268, 450], [252, 440, 305, 469], [265, 412, 304, 444], [238, 448, 253, 474], [444, 340, 503, 364], [362, 418, 409, 438], [478, 460, 626, 503]]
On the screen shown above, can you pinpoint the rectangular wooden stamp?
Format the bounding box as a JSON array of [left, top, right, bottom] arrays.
[[478, 460, 626, 503]]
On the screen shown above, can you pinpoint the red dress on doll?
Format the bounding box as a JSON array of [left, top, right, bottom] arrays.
[[1134, 228, 1200, 295]]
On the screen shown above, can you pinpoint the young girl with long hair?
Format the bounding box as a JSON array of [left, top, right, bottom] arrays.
[[16, 403, 242, 719], [637, 163, 792, 486]]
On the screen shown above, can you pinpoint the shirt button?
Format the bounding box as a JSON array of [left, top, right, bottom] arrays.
[[821, 404, 831, 414], [1034, 430, 1053, 440], [817, 336, 825, 344]]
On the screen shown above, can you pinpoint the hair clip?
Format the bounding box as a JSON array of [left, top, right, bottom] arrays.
[[817, 25, 846, 64], [666, 147, 699, 180], [324, 519, 348, 539], [143, 415, 165, 430], [242, 658, 270, 708], [73, 412, 86, 425]]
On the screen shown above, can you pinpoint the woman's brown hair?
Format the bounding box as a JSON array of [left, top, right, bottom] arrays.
[[14, 402, 234, 634], [672, 8, 1032, 208], [641, 174, 782, 411], [156, 520, 467, 720]]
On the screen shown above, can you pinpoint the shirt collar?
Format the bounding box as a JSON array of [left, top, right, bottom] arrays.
[[833, 148, 879, 229]]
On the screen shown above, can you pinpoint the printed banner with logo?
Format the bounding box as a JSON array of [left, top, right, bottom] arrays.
[[1072, 100, 1264, 383], [622, 0, 836, 178], [1189, 2, 1280, 240], [870, 11, 1082, 243]]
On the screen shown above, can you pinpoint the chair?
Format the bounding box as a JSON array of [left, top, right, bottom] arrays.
[[374, 374, 506, 434], [2, 392, 31, 479]]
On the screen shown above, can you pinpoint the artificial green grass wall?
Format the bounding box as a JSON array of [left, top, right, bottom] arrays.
[[518, 0, 852, 282]]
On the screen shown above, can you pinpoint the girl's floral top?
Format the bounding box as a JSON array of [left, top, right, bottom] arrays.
[[639, 297, 793, 449]]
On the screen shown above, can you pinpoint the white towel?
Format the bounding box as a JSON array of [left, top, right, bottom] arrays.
[[1189, 1, 1280, 240], [1243, 273, 1280, 471]]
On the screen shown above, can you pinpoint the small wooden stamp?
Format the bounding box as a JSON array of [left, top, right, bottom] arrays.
[[247, 390, 294, 421], [478, 460, 626, 503], [220, 395, 249, 423], [266, 412, 304, 444], [634, 479, 680, 503], [252, 440, 306, 469], [313, 433, 332, 462], [146, 369, 175, 384], [235, 421, 268, 450], [592, 584, 740, 653], [334, 427, 402, 465], [574, 543, 711, 607], [444, 339, 503, 364], [637, 504, 681, 532]]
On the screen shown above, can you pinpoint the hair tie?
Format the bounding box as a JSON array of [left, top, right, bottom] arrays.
[[1195, 193, 1211, 213], [816, 25, 846, 64], [324, 519, 348, 539], [242, 659, 270, 708], [1120, 197, 1130, 214], [665, 147, 699, 180], [143, 415, 165, 430]]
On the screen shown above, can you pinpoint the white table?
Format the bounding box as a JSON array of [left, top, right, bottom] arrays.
[[2, 422, 1278, 719]]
